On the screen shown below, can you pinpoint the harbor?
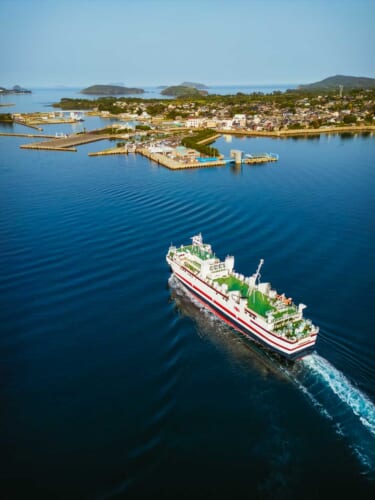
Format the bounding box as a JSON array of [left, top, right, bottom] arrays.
[[12, 127, 280, 168]]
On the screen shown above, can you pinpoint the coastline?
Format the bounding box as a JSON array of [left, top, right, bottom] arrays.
[[216, 125, 375, 138]]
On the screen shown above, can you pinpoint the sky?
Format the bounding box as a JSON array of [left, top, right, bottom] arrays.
[[1, 0, 374, 88]]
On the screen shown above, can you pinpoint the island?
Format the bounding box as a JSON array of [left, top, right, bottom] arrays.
[[81, 84, 144, 95], [299, 74, 375, 91], [180, 81, 208, 89], [0, 85, 31, 94], [161, 85, 208, 97]]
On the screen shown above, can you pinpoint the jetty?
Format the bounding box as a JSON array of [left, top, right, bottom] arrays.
[[228, 149, 279, 165], [0, 132, 56, 139], [88, 146, 130, 157], [20, 133, 107, 152]]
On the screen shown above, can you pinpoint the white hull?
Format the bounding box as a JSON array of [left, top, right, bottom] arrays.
[[168, 259, 317, 360]]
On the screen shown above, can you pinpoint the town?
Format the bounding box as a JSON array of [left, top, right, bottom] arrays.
[[54, 87, 375, 133], [2, 87, 374, 170]]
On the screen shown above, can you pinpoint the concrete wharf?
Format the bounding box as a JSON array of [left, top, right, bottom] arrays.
[[0, 132, 56, 139], [88, 146, 129, 157], [14, 119, 43, 131], [20, 133, 108, 152], [243, 155, 278, 165], [138, 149, 226, 170]]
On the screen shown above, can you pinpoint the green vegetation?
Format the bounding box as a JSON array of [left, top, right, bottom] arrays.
[[0, 113, 13, 122], [181, 129, 220, 157], [180, 81, 208, 89], [81, 84, 144, 95], [161, 85, 205, 97], [299, 74, 375, 91], [53, 84, 375, 131], [135, 124, 151, 131], [97, 126, 133, 135]]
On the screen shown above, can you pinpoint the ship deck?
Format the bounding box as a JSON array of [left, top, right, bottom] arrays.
[[178, 244, 213, 261], [214, 274, 297, 320]]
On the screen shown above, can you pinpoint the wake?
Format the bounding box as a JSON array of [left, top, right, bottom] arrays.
[[169, 275, 375, 475], [299, 352, 375, 476], [302, 353, 375, 437]]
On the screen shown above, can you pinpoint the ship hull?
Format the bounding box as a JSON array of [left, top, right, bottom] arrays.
[[169, 261, 316, 361]]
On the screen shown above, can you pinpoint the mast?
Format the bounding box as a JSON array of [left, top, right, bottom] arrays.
[[254, 258, 264, 285]]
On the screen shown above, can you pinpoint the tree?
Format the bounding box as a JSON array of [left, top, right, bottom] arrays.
[[343, 114, 357, 124]]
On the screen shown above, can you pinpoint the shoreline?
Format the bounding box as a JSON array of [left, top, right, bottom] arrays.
[[216, 125, 375, 138]]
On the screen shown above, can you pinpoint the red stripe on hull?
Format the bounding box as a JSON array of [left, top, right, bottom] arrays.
[[174, 269, 316, 356]]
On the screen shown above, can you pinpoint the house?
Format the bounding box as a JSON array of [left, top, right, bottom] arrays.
[[185, 117, 205, 128]]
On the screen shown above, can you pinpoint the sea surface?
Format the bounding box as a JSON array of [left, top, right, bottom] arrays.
[[0, 90, 374, 499]]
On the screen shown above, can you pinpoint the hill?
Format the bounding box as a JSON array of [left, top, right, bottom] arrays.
[[0, 85, 31, 94], [299, 75, 375, 91], [81, 84, 144, 95], [180, 81, 208, 89], [161, 85, 208, 97]]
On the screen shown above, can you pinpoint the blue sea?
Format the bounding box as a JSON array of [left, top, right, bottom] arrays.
[[0, 89, 374, 499]]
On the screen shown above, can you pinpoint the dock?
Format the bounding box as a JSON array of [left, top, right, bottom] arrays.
[[86, 145, 276, 170], [0, 132, 56, 139], [88, 146, 129, 157], [243, 153, 279, 164], [229, 149, 278, 165], [138, 149, 226, 170], [20, 133, 108, 152], [14, 119, 43, 131]]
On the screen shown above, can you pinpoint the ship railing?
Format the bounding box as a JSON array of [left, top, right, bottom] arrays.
[[272, 312, 300, 325]]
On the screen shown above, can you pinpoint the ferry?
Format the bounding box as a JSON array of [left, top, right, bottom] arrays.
[[166, 234, 318, 360]]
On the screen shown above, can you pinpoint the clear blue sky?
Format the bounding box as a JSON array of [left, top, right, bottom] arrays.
[[1, 0, 374, 87]]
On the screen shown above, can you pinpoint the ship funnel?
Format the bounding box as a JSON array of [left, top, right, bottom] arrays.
[[225, 255, 234, 272]]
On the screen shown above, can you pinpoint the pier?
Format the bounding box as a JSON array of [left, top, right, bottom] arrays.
[[20, 133, 108, 152], [228, 149, 279, 165], [86, 145, 277, 170], [138, 148, 226, 170], [0, 132, 56, 139], [88, 146, 129, 157]]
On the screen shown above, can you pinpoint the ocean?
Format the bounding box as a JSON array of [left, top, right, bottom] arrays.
[[0, 89, 374, 499]]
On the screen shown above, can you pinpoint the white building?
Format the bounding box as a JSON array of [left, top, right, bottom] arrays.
[[185, 117, 205, 128]]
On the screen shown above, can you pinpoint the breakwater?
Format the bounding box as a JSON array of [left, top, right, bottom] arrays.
[[20, 133, 108, 152], [0, 132, 56, 139]]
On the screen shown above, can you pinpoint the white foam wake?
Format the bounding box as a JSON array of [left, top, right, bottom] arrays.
[[303, 353, 375, 437]]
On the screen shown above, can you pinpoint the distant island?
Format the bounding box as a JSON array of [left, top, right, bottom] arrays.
[[299, 75, 375, 91], [0, 85, 31, 95], [180, 81, 208, 89], [81, 84, 144, 95], [161, 85, 208, 97]]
